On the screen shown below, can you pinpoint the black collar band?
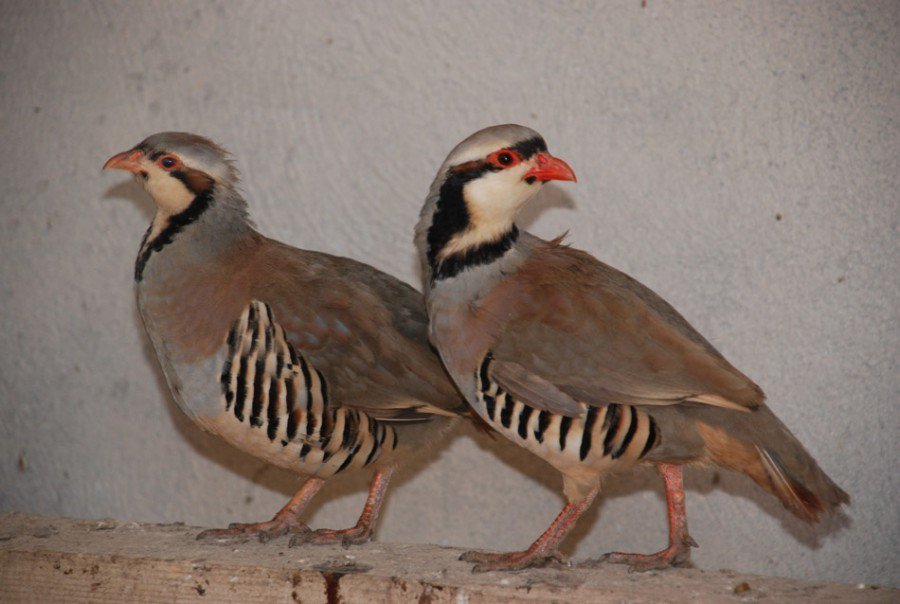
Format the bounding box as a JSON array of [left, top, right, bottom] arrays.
[[134, 187, 213, 282], [432, 225, 519, 282]]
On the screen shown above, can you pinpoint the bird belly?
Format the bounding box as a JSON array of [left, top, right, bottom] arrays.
[[193, 407, 394, 479]]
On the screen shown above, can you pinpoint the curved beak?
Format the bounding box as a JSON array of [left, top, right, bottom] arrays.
[[103, 149, 143, 174], [524, 153, 577, 183]]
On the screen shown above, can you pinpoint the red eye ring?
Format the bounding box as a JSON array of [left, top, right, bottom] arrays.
[[157, 155, 180, 170], [488, 149, 521, 169]]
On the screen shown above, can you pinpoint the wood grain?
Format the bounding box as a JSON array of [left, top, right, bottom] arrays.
[[0, 513, 891, 603]]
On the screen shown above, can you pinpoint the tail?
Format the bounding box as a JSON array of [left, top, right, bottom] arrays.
[[695, 406, 849, 523]]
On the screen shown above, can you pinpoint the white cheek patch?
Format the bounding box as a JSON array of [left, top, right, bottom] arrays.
[[136, 165, 201, 261], [143, 166, 195, 216], [466, 167, 532, 222], [438, 167, 536, 261]]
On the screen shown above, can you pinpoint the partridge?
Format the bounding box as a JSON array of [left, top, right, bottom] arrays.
[[415, 124, 848, 572], [104, 132, 463, 546]]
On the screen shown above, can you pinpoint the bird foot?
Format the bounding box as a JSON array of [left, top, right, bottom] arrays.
[[288, 525, 373, 548], [459, 549, 567, 572], [593, 536, 697, 572], [196, 518, 311, 544]]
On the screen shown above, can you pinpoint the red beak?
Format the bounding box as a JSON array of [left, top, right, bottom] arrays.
[[103, 149, 143, 174], [525, 153, 577, 183]]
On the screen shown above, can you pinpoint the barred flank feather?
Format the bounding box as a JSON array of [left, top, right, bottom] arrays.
[[219, 300, 399, 477]]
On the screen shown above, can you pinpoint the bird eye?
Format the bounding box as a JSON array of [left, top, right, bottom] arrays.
[[158, 155, 179, 170], [488, 149, 520, 169]]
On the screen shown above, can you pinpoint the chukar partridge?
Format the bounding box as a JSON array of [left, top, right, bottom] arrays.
[[415, 124, 848, 571], [104, 132, 463, 546]]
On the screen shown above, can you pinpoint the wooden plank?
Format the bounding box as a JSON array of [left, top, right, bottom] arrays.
[[0, 513, 891, 603]]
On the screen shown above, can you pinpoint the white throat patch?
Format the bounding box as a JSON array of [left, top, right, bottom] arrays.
[[142, 166, 195, 216], [438, 165, 538, 261]]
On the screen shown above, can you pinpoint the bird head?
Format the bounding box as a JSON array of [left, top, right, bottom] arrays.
[[104, 132, 252, 281], [103, 132, 240, 217], [417, 124, 575, 279]]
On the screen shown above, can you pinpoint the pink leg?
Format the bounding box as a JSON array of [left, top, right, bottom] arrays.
[[460, 486, 599, 572], [196, 476, 324, 543], [289, 467, 394, 548], [601, 463, 697, 571]]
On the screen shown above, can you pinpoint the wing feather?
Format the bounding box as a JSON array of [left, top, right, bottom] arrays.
[[250, 238, 461, 419], [486, 240, 764, 412]]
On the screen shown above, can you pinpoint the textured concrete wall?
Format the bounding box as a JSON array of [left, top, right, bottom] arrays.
[[1, 0, 897, 588]]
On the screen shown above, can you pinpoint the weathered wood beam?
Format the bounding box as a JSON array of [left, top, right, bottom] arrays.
[[0, 513, 889, 603]]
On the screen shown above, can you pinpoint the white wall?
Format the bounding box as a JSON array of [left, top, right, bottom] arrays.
[[1, 0, 897, 587]]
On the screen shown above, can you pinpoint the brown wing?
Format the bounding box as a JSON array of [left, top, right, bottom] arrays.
[[487, 241, 764, 415], [248, 238, 462, 420]]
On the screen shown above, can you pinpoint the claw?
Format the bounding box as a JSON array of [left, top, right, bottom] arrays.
[[196, 517, 309, 544], [199, 477, 324, 546], [289, 467, 392, 549], [459, 550, 488, 563], [291, 526, 373, 547], [461, 549, 566, 572], [459, 488, 598, 572], [287, 527, 314, 548], [598, 539, 694, 572], [341, 532, 370, 548], [588, 463, 697, 572]]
